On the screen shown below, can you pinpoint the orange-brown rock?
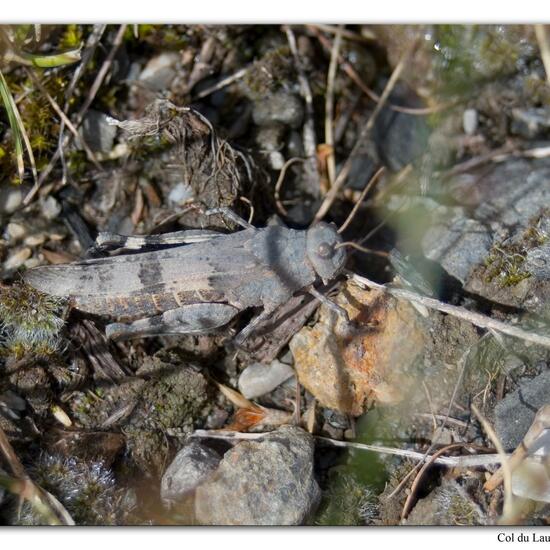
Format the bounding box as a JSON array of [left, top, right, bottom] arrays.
[[289, 281, 426, 415]]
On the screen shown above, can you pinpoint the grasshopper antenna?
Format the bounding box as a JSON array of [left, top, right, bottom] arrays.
[[334, 241, 389, 257], [337, 166, 385, 234]]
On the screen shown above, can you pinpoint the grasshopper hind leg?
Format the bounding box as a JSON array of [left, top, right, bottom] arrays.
[[233, 308, 274, 346], [106, 303, 239, 340]]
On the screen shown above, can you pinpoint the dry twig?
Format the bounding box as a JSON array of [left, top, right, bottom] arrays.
[[337, 166, 385, 234], [349, 273, 550, 348], [191, 429, 505, 468], [324, 25, 343, 188], [401, 443, 471, 520], [314, 37, 420, 223], [193, 67, 248, 100]]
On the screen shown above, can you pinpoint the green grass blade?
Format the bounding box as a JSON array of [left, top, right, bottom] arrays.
[[0, 70, 24, 180], [22, 46, 82, 68], [0, 69, 37, 183]]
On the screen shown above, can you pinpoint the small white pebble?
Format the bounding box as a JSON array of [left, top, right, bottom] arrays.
[[48, 232, 66, 241], [4, 247, 31, 270], [168, 182, 194, 205], [268, 151, 285, 170], [6, 222, 26, 241], [0, 187, 23, 214], [24, 233, 46, 247], [41, 196, 62, 220], [51, 404, 72, 427], [463, 108, 478, 136], [238, 360, 295, 399]]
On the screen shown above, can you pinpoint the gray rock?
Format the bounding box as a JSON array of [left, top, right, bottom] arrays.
[[194, 425, 321, 525], [81, 110, 118, 154], [139, 52, 179, 91], [524, 244, 550, 279], [161, 442, 221, 507], [420, 158, 550, 316], [374, 100, 430, 172], [238, 360, 295, 399], [405, 479, 485, 525], [252, 92, 304, 129], [495, 369, 550, 450], [422, 215, 492, 283], [471, 159, 550, 229], [5, 222, 27, 242], [255, 123, 285, 152]]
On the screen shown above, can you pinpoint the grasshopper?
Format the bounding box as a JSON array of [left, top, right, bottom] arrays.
[[24, 208, 348, 344]]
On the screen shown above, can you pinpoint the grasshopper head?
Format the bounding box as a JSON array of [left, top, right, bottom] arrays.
[[306, 223, 347, 284]]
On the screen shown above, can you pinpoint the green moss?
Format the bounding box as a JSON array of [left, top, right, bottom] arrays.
[[59, 24, 83, 50], [484, 247, 532, 287], [1, 72, 66, 175], [483, 212, 549, 288], [127, 25, 190, 50]]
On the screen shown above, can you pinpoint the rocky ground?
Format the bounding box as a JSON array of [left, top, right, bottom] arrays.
[[0, 24, 550, 525]]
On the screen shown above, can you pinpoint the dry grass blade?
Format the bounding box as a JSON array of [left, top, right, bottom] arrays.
[[0, 69, 37, 184], [309, 26, 449, 117], [314, 37, 420, 223], [274, 156, 306, 216], [24, 24, 126, 205], [216, 382, 255, 410], [193, 67, 248, 100], [337, 166, 385, 234], [0, 474, 74, 525], [324, 25, 343, 188], [472, 404, 515, 525], [309, 24, 377, 42], [535, 25, 550, 84], [284, 26, 320, 197]]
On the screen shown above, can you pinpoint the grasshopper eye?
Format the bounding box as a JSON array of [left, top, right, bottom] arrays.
[[317, 242, 334, 259]]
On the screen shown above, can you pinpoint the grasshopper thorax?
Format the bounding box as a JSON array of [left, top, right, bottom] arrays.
[[305, 223, 347, 284]]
